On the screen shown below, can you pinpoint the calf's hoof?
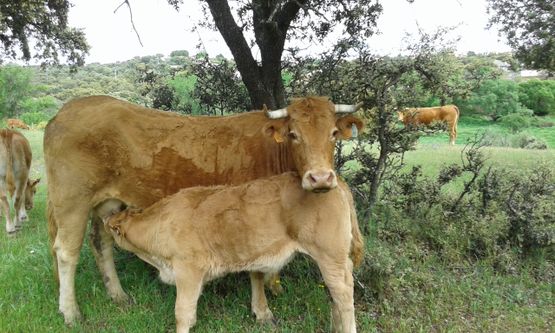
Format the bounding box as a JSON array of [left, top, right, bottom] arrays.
[[112, 292, 134, 307], [255, 309, 274, 323], [61, 308, 82, 326], [269, 282, 284, 296]]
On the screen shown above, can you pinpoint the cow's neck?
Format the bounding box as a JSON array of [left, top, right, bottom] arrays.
[[267, 142, 296, 176]]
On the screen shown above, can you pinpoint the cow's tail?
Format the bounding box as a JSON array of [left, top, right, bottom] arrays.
[[47, 199, 59, 284], [346, 188, 364, 268]]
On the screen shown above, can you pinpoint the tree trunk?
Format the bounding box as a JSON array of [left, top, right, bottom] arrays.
[[205, 0, 305, 109], [368, 104, 389, 209]]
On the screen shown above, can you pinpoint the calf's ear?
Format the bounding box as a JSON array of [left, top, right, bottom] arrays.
[[31, 178, 41, 187], [336, 115, 364, 140]]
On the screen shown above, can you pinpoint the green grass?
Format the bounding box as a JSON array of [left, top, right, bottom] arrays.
[[1, 129, 553, 332], [418, 115, 555, 148]]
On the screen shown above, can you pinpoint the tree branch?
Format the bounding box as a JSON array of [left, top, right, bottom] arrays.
[[114, 0, 143, 47]]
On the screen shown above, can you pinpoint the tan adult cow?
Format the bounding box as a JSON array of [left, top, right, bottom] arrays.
[[44, 95, 363, 324], [397, 105, 459, 145], [6, 118, 30, 130], [99, 172, 362, 333], [0, 129, 40, 234]]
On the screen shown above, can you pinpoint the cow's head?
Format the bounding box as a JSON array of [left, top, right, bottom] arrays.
[[397, 111, 405, 122], [263, 97, 363, 192], [24, 178, 40, 211]]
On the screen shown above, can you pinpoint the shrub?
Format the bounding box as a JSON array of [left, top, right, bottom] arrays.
[[500, 112, 532, 133], [510, 133, 548, 149], [20, 111, 52, 125], [480, 130, 547, 149]]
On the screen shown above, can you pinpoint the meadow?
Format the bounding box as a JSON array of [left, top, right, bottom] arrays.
[[0, 120, 553, 332]]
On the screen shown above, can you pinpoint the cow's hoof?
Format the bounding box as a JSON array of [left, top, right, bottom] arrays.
[[7, 230, 18, 237]]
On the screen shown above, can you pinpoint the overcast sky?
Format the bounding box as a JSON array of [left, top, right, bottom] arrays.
[[68, 0, 512, 64]]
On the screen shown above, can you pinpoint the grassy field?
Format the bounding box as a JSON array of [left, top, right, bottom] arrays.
[[0, 127, 553, 332]]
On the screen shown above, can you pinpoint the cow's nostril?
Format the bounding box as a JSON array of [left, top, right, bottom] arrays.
[[308, 173, 317, 184]]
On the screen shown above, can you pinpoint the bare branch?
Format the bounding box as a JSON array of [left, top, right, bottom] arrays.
[[114, 0, 143, 47]]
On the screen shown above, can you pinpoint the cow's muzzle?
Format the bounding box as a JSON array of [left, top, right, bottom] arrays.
[[302, 170, 337, 192]]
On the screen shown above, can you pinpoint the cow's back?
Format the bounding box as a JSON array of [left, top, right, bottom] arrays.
[[44, 95, 292, 209]]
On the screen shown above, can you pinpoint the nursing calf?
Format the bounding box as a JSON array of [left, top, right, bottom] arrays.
[[100, 172, 363, 333], [0, 129, 40, 234]]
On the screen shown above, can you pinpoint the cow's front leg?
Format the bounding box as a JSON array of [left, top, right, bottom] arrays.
[[174, 263, 205, 333]]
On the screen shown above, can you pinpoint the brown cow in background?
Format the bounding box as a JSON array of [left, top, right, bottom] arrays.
[[6, 118, 30, 130], [398, 105, 459, 145], [44, 95, 364, 324], [0, 129, 40, 234]]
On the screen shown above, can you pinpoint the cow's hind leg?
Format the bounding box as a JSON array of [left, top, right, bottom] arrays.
[[449, 122, 457, 145], [250, 272, 274, 322], [316, 258, 356, 333], [89, 214, 131, 304], [53, 205, 90, 325]]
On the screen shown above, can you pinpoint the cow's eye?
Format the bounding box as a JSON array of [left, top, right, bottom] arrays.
[[332, 129, 339, 138], [288, 132, 298, 140]]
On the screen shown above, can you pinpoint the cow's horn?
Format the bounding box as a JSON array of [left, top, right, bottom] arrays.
[[265, 107, 288, 119], [335, 102, 363, 113]]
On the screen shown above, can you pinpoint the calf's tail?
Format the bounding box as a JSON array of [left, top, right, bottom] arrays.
[[1, 131, 15, 193]]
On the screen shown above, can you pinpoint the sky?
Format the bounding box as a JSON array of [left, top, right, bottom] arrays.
[[68, 0, 512, 64]]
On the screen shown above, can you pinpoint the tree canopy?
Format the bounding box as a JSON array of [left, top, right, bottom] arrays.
[[487, 0, 555, 74], [0, 0, 89, 68], [171, 0, 383, 109]]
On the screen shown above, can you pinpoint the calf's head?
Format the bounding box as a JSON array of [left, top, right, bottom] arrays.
[[264, 97, 363, 192], [24, 178, 40, 211]]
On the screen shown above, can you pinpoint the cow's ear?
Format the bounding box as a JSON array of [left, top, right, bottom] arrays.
[[31, 178, 41, 187], [336, 115, 364, 140], [263, 120, 287, 143]]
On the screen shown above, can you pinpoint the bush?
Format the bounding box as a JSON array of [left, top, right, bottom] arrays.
[[510, 133, 548, 149], [20, 111, 52, 125], [500, 112, 532, 133], [518, 79, 555, 116], [481, 130, 547, 149]]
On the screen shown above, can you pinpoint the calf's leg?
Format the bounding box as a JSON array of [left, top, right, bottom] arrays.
[[316, 259, 356, 333], [265, 271, 284, 295], [250, 272, 274, 322], [13, 185, 26, 229], [1, 192, 14, 234], [174, 264, 205, 333], [89, 215, 131, 304]]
